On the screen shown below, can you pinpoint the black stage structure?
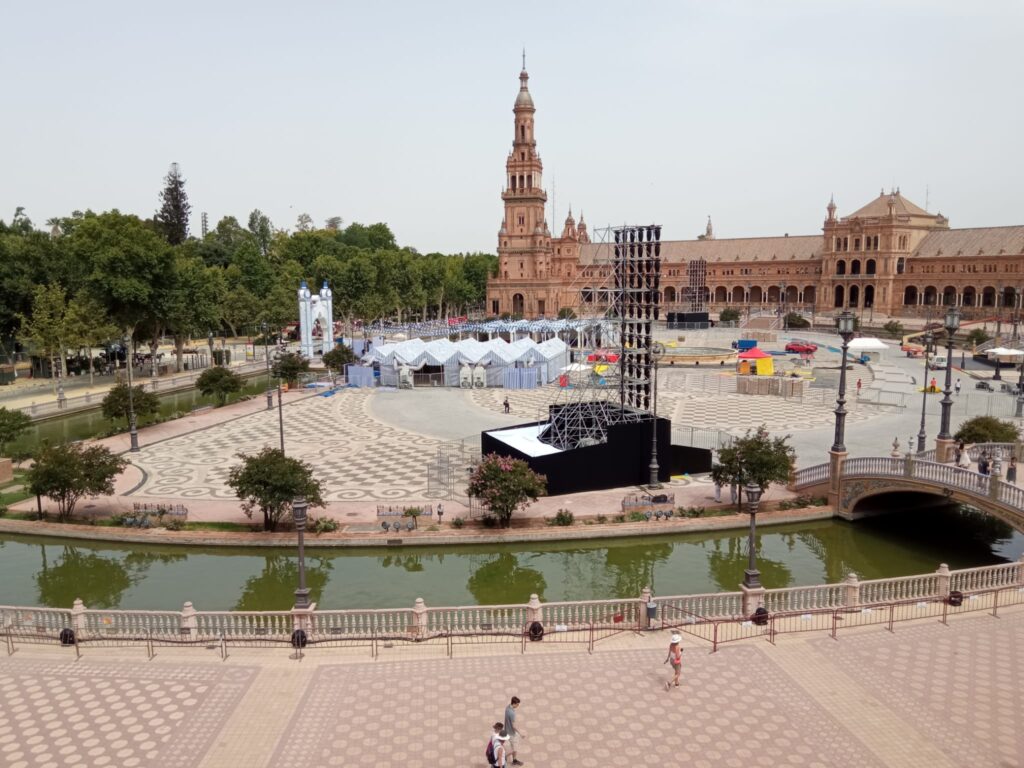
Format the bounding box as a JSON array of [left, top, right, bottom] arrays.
[[480, 224, 713, 495]]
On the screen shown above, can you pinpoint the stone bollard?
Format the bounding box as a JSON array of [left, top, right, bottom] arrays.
[[180, 601, 198, 637], [990, 466, 1002, 500], [526, 594, 543, 626], [842, 572, 861, 607], [71, 598, 87, 635], [904, 452, 915, 477], [935, 563, 951, 600], [412, 598, 428, 638]]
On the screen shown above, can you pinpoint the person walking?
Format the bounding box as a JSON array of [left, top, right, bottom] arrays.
[[955, 379, 961, 396], [856, 378, 862, 396], [503, 697, 525, 765], [487, 722, 504, 767], [503, 397, 510, 414], [713, 480, 722, 503], [492, 730, 511, 768], [1008, 456, 1018, 484], [979, 453, 991, 476], [664, 633, 683, 690]]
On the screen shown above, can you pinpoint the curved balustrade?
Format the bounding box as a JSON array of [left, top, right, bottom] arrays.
[[950, 562, 1024, 593], [910, 461, 990, 497], [842, 456, 904, 478], [858, 573, 940, 604], [764, 583, 845, 613]]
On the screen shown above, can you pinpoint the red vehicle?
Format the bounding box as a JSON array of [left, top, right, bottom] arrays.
[[785, 341, 818, 354]]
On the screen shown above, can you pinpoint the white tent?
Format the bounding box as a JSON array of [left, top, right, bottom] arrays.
[[986, 347, 1024, 360], [848, 337, 888, 363]]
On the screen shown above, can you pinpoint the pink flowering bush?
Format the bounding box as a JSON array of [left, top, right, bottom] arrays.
[[467, 453, 547, 527]]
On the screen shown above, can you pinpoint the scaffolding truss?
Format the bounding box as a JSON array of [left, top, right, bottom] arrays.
[[537, 224, 662, 451]]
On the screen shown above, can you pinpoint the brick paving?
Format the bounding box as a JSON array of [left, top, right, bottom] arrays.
[[1, 608, 1022, 767]]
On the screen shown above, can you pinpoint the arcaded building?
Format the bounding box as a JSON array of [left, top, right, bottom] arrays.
[[486, 68, 1024, 321]]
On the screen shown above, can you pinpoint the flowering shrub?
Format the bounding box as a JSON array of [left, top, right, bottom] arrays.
[[467, 454, 547, 528]]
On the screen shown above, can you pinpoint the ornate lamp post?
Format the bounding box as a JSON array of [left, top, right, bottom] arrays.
[[124, 335, 139, 452], [831, 311, 857, 453], [55, 356, 67, 410], [262, 322, 273, 410], [936, 306, 961, 461], [780, 282, 787, 329], [916, 330, 934, 453], [1015, 352, 1024, 419], [648, 342, 665, 489], [742, 481, 763, 589], [292, 497, 311, 609]]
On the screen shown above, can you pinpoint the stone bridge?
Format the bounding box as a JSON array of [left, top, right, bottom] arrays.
[[793, 442, 1024, 532]]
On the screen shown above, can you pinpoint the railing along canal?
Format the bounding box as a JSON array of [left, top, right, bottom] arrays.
[[3, 558, 1023, 658]]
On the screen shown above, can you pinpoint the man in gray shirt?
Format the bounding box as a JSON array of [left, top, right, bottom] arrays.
[[503, 696, 525, 765]]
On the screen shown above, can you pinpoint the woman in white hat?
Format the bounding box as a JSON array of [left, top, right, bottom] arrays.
[[664, 633, 683, 690], [493, 730, 511, 767]]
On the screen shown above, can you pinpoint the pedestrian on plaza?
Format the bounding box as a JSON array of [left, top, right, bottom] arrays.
[[955, 379, 961, 396], [954, 445, 962, 466], [730, 483, 738, 505], [1009, 456, 1018, 484], [503, 397, 510, 414], [979, 453, 991, 476], [492, 730, 511, 768], [930, 377, 938, 393], [664, 633, 683, 689], [713, 480, 722, 503], [487, 722, 504, 767], [856, 378, 862, 396], [503, 697, 525, 766]]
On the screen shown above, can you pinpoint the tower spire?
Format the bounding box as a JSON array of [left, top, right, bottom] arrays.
[[522, 47, 526, 71]]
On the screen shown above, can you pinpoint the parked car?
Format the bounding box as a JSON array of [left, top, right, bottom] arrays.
[[785, 341, 818, 354], [976, 380, 994, 392]]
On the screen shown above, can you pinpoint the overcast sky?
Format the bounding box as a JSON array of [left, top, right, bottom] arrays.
[[3, 1, 1022, 253]]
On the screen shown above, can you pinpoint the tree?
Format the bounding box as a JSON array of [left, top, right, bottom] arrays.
[[557, 307, 577, 319], [324, 216, 343, 231], [0, 407, 31, 457], [18, 282, 72, 390], [321, 345, 356, 376], [221, 286, 261, 338], [954, 416, 1020, 444], [784, 312, 810, 329], [226, 448, 325, 531], [247, 209, 273, 257], [196, 365, 242, 406], [162, 255, 223, 371], [719, 308, 741, 323], [467, 453, 547, 528], [155, 162, 191, 245], [272, 351, 310, 386], [711, 426, 795, 511], [64, 294, 118, 384], [27, 442, 127, 522], [101, 382, 160, 422], [295, 213, 314, 232], [881, 320, 904, 338], [966, 328, 991, 348]]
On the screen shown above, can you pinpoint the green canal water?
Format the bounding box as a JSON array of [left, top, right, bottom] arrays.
[[7, 374, 273, 455], [1, 506, 1020, 611]]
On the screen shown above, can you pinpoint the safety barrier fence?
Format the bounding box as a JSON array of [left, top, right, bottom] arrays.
[[3, 559, 1022, 659]]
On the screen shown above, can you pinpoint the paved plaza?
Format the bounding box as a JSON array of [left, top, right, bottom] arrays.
[[1, 609, 1022, 767]]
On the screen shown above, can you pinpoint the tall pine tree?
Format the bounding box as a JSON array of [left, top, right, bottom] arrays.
[[155, 162, 191, 245]]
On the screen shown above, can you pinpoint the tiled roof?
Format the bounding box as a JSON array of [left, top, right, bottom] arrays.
[[844, 191, 933, 219], [913, 226, 1024, 258], [579, 234, 821, 265]]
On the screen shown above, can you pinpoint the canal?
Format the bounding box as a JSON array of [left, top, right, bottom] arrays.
[[1, 505, 1020, 611], [7, 374, 274, 455]]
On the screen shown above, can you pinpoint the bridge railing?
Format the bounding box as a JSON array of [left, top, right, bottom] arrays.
[[997, 481, 1024, 510], [910, 460, 990, 496], [841, 456, 904, 477], [793, 462, 830, 488]]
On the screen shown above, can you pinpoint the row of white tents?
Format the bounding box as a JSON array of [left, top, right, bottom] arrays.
[[361, 336, 569, 369]]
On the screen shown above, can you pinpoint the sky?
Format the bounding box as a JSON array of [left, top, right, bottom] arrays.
[[2, 1, 1022, 253]]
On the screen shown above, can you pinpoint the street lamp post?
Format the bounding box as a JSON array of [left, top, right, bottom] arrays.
[[743, 481, 763, 589], [55, 356, 66, 410], [917, 331, 934, 453], [1015, 353, 1024, 419], [780, 282, 787, 330], [292, 498, 310, 609], [937, 306, 961, 461], [124, 335, 139, 452], [262, 322, 273, 410], [832, 311, 857, 453]]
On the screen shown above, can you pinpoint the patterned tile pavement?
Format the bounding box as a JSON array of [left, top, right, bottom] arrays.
[[2, 609, 1024, 767], [0, 658, 255, 768]]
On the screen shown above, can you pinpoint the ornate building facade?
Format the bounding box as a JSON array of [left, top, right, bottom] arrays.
[[486, 69, 1024, 320]]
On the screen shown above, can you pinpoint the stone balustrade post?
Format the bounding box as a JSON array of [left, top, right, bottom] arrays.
[[412, 598, 428, 638], [71, 598, 87, 634], [180, 601, 198, 636], [1018, 554, 1024, 586], [526, 594, 543, 626], [828, 449, 847, 510], [990, 465, 1002, 500], [640, 586, 652, 630], [842, 572, 861, 606], [904, 452, 914, 478], [935, 563, 951, 600], [292, 602, 317, 633]]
